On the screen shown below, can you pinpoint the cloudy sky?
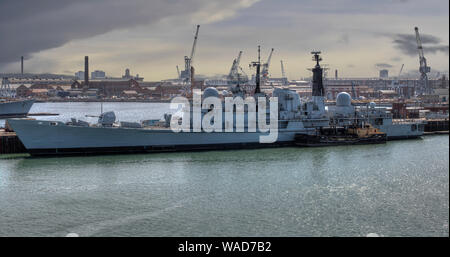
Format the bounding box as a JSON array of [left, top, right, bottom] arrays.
[[0, 0, 448, 80]]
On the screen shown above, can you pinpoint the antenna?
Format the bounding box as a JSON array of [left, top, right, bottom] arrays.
[[310, 51, 325, 97], [258, 45, 261, 63], [311, 51, 322, 66], [250, 45, 262, 94]]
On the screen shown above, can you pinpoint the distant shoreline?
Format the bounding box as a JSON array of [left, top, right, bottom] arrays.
[[34, 99, 172, 103]]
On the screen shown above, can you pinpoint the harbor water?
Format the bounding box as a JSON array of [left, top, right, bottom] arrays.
[[0, 103, 448, 236]]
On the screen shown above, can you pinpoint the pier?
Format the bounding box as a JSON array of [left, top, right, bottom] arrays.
[[424, 119, 449, 132], [0, 129, 26, 154]]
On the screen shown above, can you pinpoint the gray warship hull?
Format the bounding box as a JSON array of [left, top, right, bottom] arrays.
[[0, 100, 34, 117], [7, 119, 306, 156], [374, 123, 424, 139]]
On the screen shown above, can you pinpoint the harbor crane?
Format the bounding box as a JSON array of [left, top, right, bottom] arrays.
[[180, 25, 200, 83], [391, 64, 404, 88], [261, 48, 274, 83], [414, 27, 431, 95], [228, 51, 248, 84], [228, 51, 243, 81], [178, 25, 200, 98], [1, 78, 14, 98], [398, 63, 404, 78]]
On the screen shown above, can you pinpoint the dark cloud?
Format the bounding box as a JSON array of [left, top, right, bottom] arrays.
[[0, 0, 256, 66], [392, 33, 449, 56], [375, 63, 393, 69]]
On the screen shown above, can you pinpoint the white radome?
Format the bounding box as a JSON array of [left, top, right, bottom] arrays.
[[336, 92, 352, 106], [203, 87, 220, 99]]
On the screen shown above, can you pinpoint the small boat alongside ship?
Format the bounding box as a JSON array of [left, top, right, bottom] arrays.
[[295, 125, 387, 147]]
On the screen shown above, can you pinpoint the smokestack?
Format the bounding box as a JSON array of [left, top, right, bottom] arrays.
[[21, 56, 24, 75], [335, 69, 338, 80], [84, 56, 89, 86]]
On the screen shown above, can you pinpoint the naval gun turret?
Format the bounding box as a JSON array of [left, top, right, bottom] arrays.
[[98, 111, 116, 127]]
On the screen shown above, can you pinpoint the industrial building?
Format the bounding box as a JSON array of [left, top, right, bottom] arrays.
[[379, 69, 389, 78], [91, 70, 106, 79]]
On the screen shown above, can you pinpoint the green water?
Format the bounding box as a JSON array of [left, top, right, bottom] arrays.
[[0, 135, 448, 237]]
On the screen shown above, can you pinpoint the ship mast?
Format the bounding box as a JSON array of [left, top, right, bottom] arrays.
[[250, 45, 262, 94], [311, 51, 324, 97]]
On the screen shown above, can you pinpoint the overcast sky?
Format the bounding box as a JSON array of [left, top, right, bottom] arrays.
[[0, 0, 448, 80]]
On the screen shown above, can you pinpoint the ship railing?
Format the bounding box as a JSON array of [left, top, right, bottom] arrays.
[[392, 118, 426, 124]]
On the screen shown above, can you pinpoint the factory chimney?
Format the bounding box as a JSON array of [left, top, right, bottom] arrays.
[[21, 56, 24, 75], [335, 69, 338, 80], [84, 56, 89, 86]]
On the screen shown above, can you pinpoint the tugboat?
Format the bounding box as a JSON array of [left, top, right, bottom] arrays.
[[295, 124, 386, 147]]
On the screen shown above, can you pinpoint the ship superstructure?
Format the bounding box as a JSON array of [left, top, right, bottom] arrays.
[[327, 92, 425, 139]]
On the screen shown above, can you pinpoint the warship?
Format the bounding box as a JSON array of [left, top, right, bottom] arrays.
[[0, 78, 34, 117], [7, 51, 329, 156], [7, 52, 424, 156], [0, 99, 34, 117]]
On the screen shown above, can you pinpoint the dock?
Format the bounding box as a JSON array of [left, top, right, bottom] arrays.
[[0, 129, 26, 154], [424, 119, 449, 132]]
